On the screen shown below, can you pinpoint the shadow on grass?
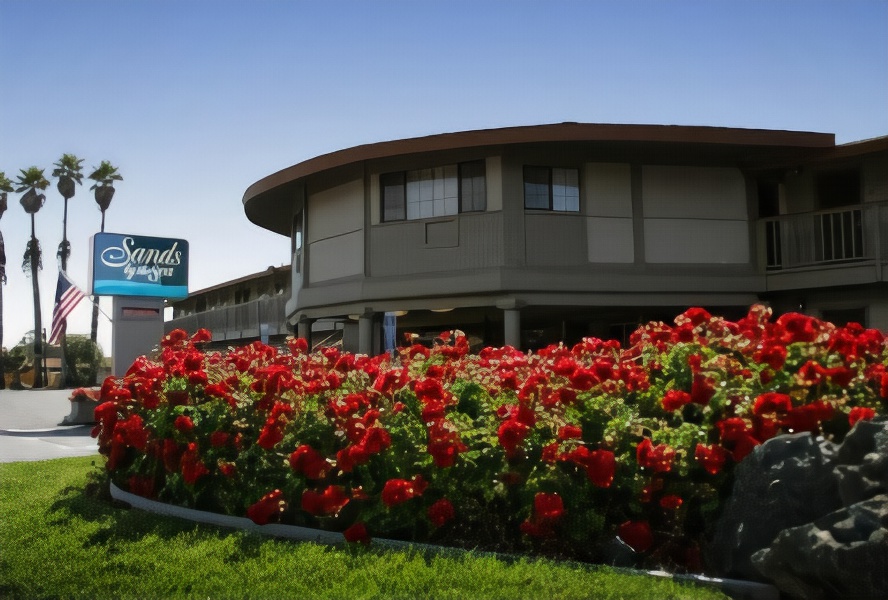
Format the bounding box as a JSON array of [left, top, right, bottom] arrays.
[[46, 477, 270, 564], [41, 471, 641, 584]]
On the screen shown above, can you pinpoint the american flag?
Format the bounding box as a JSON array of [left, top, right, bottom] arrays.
[[49, 271, 87, 345]]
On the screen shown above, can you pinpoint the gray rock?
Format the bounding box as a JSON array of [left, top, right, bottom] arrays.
[[751, 494, 888, 600], [834, 418, 888, 505], [707, 432, 841, 580]]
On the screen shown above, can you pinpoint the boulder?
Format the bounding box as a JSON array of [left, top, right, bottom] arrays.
[[707, 418, 888, 599], [834, 419, 888, 505], [707, 432, 840, 580], [751, 494, 888, 600]]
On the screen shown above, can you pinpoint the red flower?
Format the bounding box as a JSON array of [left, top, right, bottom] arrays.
[[618, 520, 653, 553], [753, 344, 787, 370], [257, 421, 285, 449], [427, 498, 455, 528], [247, 489, 287, 525], [497, 419, 530, 457], [690, 373, 716, 405], [781, 400, 834, 434], [659, 494, 683, 510], [717, 417, 750, 442], [427, 422, 467, 468], [116, 414, 149, 451], [849, 406, 876, 426], [91, 401, 119, 443], [636, 439, 675, 473], [753, 392, 792, 416], [181, 442, 209, 484], [557, 424, 583, 440], [568, 367, 597, 390], [661, 389, 692, 412], [288, 336, 309, 355], [414, 378, 446, 403], [776, 312, 820, 343], [681, 307, 711, 326], [343, 522, 370, 544], [289, 444, 329, 479], [160, 329, 188, 348], [174, 415, 194, 432], [218, 462, 237, 477], [301, 485, 350, 516], [191, 328, 212, 344], [533, 492, 565, 525], [731, 434, 760, 462], [695, 443, 729, 475], [381, 477, 425, 507], [336, 444, 371, 473]]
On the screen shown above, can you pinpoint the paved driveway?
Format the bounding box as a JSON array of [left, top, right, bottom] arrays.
[[0, 389, 99, 463]]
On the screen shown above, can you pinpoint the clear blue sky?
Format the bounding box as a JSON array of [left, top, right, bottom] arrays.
[[1, 0, 887, 356]]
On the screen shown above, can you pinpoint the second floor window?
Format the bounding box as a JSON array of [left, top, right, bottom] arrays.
[[381, 160, 486, 222], [524, 166, 579, 212]]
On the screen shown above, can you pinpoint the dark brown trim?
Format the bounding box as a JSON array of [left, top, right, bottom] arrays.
[[245, 123, 835, 202], [244, 122, 840, 236]]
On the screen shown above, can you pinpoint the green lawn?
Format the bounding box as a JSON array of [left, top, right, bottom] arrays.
[[0, 456, 727, 600]]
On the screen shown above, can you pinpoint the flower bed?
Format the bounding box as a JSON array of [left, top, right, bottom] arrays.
[[92, 305, 887, 572]]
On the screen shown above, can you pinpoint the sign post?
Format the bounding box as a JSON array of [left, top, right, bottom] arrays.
[[90, 232, 189, 376]]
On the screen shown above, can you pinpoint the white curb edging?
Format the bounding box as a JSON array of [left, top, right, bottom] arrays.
[[109, 482, 780, 600], [110, 482, 347, 545]]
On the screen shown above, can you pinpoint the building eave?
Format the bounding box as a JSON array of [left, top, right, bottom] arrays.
[[244, 122, 837, 236]]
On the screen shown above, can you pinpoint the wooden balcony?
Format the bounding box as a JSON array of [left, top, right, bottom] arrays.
[[760, 202, 888, 290], [165, 293, 290, 343]]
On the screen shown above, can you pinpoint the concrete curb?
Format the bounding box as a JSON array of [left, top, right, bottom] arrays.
[[0, 425, 93, 437], [110, 483, 779, 600]]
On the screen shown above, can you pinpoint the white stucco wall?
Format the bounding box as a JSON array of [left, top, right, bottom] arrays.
[[586, 163, 634, 262], [641, 166, 749, 264], [307, 179, 364, 282]]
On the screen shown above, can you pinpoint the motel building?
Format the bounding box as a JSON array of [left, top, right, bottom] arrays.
[[166, 123, 888, 354]]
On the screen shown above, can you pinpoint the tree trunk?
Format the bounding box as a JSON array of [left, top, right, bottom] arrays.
[[0, 268, 5, 390], [89, 210, 105, 384], [29, 216, 44, 388], [59, 197, 69, 387]]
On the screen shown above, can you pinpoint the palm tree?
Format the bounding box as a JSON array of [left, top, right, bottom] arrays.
[[87, 161, 121, 381], [16, 167, 50, 388], [52, 154, 84, 387], [0, 171, 11, 390], [52, 154, 83, 272], [88, 161, 122, 232]]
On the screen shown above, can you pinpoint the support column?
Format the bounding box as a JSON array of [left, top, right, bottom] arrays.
[[503, 308, 521, 349], [297, 318, 314, 349], [358, 311, 374, 355]]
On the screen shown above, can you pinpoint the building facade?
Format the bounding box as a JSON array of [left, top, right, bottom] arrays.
[[234, 123, 887, 354], [166, 265, 292, 350]]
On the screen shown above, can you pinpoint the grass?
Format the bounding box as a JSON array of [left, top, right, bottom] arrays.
[[0, 457, 728, 600]]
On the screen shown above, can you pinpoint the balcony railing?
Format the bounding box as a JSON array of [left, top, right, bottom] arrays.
[[165, 293, 290, 341], [761, 203, 887, 270]]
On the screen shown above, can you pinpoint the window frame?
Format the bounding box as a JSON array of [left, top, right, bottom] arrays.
[[523, 165, 580, 212], [380, 159, 487, 222]]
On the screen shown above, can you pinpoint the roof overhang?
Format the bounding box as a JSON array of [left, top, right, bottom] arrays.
[[244, 122, 838, 236]]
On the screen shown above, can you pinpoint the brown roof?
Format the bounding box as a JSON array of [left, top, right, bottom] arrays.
[[244, 122, 838, 235]]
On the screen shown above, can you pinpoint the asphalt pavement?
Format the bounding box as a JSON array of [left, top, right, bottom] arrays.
[[0, 388, 99, 463]]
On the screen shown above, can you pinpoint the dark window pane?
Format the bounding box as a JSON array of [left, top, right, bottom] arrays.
[[460, 160, 486, 212], [381, 172, 406, 221], [524, 166, 550, 209]]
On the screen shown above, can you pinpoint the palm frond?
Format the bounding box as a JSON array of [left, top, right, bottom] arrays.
[[15, 167, 50, 192]]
